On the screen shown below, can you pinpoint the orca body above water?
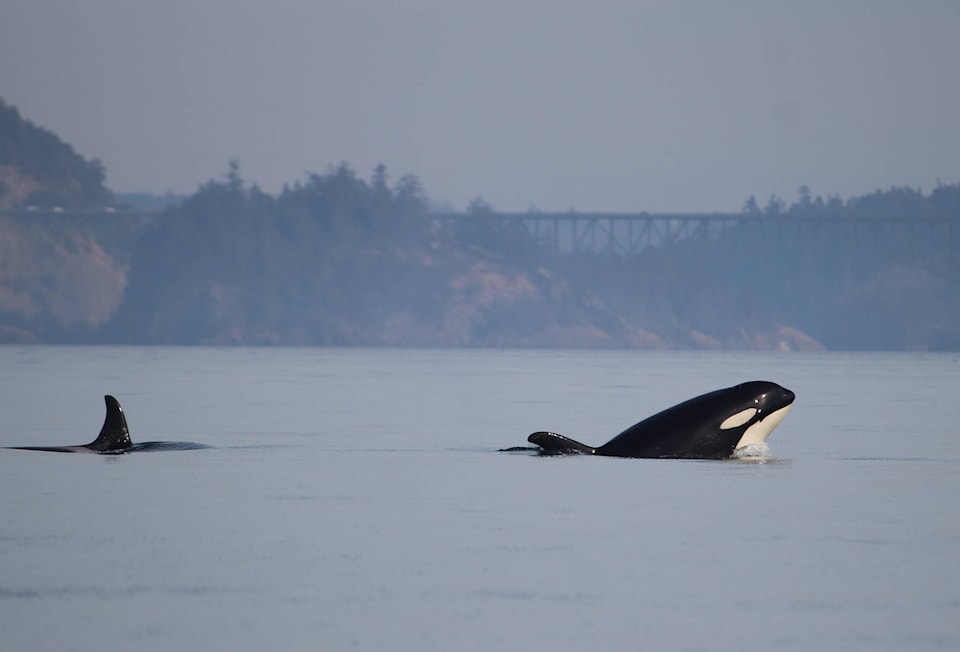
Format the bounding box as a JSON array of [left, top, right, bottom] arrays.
[[5, 395, 207, 454], [517, 381, 796, 460]]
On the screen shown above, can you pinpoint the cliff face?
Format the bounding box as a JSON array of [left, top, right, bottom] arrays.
[[0, 215, 127, 342], [421, 254, 825, 351], [0, 99, 133, 341]]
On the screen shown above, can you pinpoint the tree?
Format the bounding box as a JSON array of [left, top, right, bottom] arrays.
[[763, 194, 786, 216], [742, 196, 761, 215]]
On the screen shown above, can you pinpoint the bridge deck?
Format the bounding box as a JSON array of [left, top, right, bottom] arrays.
[[4, 208, 958, 260], [433, 212, 960, 259]]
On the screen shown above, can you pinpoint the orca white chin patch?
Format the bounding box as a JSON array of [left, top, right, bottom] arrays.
[[735, 403, 792, 450]]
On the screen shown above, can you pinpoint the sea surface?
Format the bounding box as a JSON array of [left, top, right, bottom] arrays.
[[1, 347, 958, 651]]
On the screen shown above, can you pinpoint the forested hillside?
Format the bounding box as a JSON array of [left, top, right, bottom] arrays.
[[1, 98, 958, 349], [103, 166, 960, 350], [0, 99, 112, 209]]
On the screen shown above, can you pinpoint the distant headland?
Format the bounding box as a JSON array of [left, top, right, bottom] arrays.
[[2, 98, 958, 350]]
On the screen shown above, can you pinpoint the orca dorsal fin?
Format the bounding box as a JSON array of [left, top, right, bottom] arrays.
[[84, 395, 132, 452], [528, 431, 596, 455]]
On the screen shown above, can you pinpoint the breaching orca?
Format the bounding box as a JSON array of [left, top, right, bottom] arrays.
[[518, 381, 795, 459], [4, 395, 206, 454]]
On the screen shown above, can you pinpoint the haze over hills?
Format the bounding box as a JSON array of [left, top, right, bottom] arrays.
[[1, 98, 958, 350]]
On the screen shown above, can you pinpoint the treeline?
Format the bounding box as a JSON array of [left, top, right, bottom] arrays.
[[0, 98, 112, 209], [743, 183, 960, 218], [105, 163, 448, 344]]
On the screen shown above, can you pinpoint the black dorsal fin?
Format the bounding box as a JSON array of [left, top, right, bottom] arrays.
[[528, 431, 596, 455], [85, 395, 132, 452]]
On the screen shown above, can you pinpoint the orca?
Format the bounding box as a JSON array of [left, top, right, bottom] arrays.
[[4, 395, 207, 454], [518, 381, 795, 459]]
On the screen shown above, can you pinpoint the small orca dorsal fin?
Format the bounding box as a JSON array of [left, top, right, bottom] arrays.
[[528, 431, 596, 455], [84, 395, 132, 452]]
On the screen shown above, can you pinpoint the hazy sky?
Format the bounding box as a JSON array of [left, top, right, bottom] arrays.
[[2, 1, 958, 211]]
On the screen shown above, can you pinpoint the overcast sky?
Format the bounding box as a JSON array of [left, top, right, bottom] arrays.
[[2, 1, 958, 212]]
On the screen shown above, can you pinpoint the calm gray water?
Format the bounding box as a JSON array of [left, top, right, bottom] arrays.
[[1, 347, 958, 651]]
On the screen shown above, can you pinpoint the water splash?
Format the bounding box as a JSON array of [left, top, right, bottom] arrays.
[[732, 442, 772, 459]]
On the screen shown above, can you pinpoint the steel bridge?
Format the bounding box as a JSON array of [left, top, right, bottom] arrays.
[[432, 212, 960, 260], [4, 208, 958, 261]]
